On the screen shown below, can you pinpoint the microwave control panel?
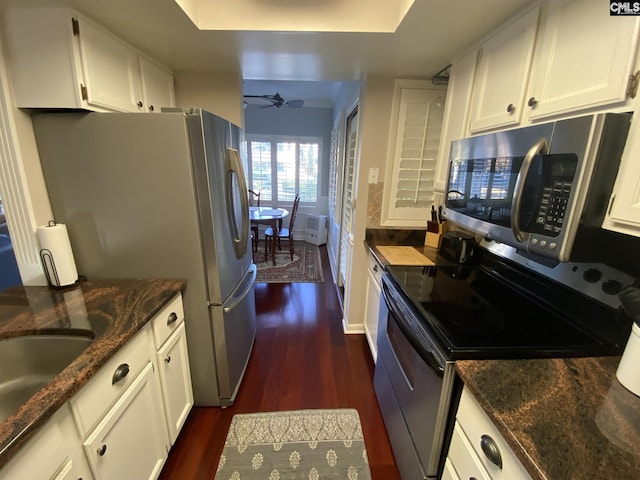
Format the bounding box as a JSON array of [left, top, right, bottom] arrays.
[[534, 180, 573, 236]]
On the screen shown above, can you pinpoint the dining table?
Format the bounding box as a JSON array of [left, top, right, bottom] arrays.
[[249, 206, 290, 265]]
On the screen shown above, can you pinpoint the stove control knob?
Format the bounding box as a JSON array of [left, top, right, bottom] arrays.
[[583, 268, 602, 283], [602, 279, 623, 295]]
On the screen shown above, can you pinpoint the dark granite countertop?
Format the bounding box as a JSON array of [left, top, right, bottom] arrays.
[[0, 277, 185, 469], [457, 357, 640, 480]]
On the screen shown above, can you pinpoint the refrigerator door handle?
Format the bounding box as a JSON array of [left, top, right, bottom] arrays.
[[223, 264, 257, 313], [226, 148, 250, 257]]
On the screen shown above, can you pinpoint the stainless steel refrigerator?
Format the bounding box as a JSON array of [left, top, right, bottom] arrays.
[[32, 108, 256, 406]]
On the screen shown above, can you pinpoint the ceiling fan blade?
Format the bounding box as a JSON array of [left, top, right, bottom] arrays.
[[243, 92, 301, 108]]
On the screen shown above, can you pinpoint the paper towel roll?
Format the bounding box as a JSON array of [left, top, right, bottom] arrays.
[[37, 221, 78, 287]]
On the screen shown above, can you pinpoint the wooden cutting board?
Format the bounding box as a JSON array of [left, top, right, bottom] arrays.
[[377, 246, 435, 266]]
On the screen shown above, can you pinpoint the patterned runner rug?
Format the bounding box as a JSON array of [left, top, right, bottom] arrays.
[[215, 409, 371, 480], [255, 243, 324, 283]]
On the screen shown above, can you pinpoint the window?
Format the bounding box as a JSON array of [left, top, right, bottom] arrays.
[[244, 135, 321, 205]]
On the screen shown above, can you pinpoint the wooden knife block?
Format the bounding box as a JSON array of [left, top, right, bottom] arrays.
[[425, 221, 447, 248]]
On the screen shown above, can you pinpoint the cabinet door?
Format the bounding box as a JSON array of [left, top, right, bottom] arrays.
[[156, 322, 194, 444], [364, 255, 382, 362], [139, 56, 175, 113], [468, 6, 540, 133], [76, 16, 143, 112], [83, 363, 167, 480], [0, 404, 93, 480], [604, 114, 640, 234], [528, 0, 640, 120]]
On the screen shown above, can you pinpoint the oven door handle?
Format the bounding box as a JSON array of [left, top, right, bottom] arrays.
[[385, 298, 446, 378], [511, 137, 549, 242]]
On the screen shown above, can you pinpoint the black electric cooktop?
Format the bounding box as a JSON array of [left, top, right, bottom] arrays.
[[384, 252, 632, 360]]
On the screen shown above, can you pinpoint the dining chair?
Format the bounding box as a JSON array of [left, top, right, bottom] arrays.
[[248, 189, 261, 252], [264, 193, 300, 262]]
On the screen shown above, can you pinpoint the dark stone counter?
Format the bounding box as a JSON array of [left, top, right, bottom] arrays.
[[457, 357, 640, 480], [0, 277, 185, 469]]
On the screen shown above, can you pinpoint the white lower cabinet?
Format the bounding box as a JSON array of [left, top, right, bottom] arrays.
[[83, 362, 167, 480], [0, 404, 93, 480], [156, 322, 194, 444], [364, 251, 383, 362], [0, 292, 192, 480], [446, 386, 531, 480], [441, 458, 460, 480]]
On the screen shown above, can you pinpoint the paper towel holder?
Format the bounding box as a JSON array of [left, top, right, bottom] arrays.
[[40, 248, 61, 287], [39, 219, 77, 288]]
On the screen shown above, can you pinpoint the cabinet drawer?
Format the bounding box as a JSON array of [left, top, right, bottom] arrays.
[[151, 293, 184, 348], [457, 387, 531, 480], [368, 252, 383, 288], [71, 327, 152, 436], [447, 422, 491, 480]]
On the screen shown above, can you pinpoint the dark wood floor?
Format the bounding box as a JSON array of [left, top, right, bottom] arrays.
[[159, 245, 400, 480]]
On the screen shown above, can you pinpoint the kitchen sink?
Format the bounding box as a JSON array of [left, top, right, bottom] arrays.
[[0, 334, 93, 424]]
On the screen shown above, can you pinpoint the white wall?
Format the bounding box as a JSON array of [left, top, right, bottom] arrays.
[[174, 71, 244, 128], [244, 104, 333, 203], [341, 76, 397, 332]]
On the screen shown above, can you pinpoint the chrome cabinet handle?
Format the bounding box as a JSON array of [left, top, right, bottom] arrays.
[[506, 103, 515, 113], [167, 312, 178, 325], [137, 100, 143, 108], [164, 355, 171, 364], [527, 96, 538, 107], [149, 105, 155, 112], [511, 137, 549, 242], [112, 363, 130, 384], [480, 434, 503, 469], [97, 444, 107, 456]]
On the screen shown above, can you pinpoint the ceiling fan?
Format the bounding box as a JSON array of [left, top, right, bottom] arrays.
[[243, 92, 304, 109]]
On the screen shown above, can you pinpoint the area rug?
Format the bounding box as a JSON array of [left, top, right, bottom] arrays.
[[255, 243, 324, 283], [215, 409, 371, 480]]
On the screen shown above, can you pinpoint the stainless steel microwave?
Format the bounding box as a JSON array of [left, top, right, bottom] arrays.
[[444, 113, 631, 262]]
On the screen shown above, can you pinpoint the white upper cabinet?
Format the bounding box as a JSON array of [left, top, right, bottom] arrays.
[[4, 8, 175, 113], [77, 17, 144, 112], [467, 0, 640, 134], [603, 108, 640, 235], [527, 0, 640, 120], [468, 6, 540, 134], [139, 57, 176, 113]]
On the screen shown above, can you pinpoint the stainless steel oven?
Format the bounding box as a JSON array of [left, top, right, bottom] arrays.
[[374, 244, 635, 479], [374, 274, 456, 480]]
